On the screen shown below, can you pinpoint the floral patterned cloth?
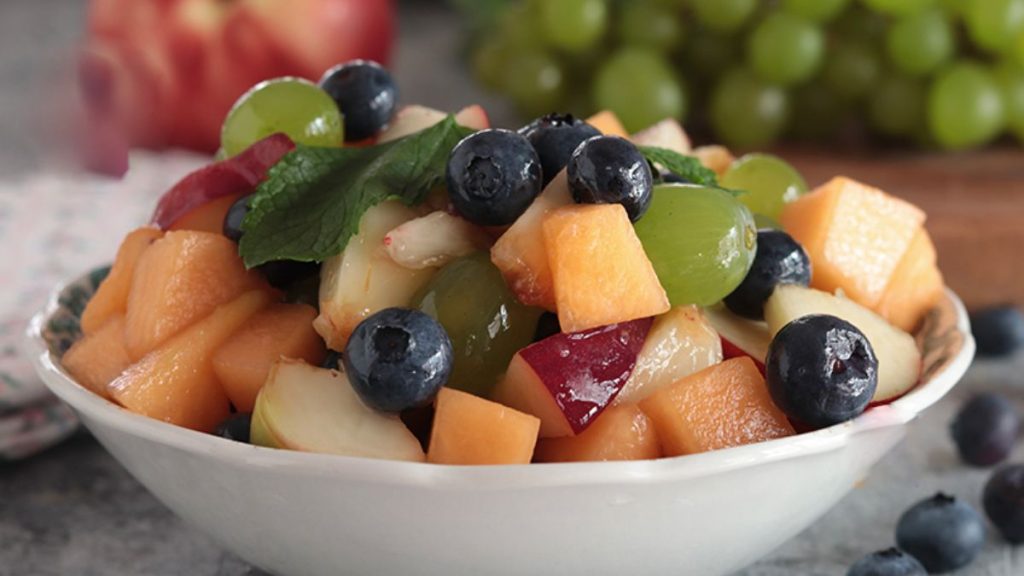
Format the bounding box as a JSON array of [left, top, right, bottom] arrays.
[[1, 152, 205, 460]]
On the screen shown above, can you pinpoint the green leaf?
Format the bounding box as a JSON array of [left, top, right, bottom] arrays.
[[240, 115, 474, 268]]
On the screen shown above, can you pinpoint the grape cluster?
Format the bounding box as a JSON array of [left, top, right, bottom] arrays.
[[469, 0, 1024, 150]]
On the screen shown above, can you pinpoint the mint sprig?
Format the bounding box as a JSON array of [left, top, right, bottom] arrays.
[[638, 145, 720, 186], [239, 115, 474, 268]]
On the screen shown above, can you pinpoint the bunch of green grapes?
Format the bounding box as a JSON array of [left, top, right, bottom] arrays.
[[468, 0, 1024, 150]]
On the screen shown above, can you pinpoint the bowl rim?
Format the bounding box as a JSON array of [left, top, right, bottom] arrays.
[[24, 273, 975, 490]]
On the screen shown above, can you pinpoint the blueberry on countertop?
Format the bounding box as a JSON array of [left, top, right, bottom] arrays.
[[895, 493, 985, 574], [983, 464, 1024, 544], [950, 392, 1019, 467], [846, 548, 927, 576], [970, 305, 1024, 358]]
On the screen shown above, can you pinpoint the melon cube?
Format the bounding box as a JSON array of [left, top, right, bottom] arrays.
[[167, 192, 245, 235], [62, 315, 132, 399], [534, 404, 661, 463], [110, 290, 272, 432], [874, 229, 945, 332], [586, 110, 629, 138], [427, 387, 540, 465], [639, 357, 795, 456], [490, 171, 572, 311], [212, 303, 326, 412], [543, 203, 669, 333], [124, 230, 270, 360], [80, 227, 163, 335], [781, 176, 925, 309]]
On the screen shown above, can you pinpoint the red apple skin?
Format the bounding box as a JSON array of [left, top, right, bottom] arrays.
[[720, 337, 766, 376], [519, 317, 654, 435], [150, 133, 295, 229]]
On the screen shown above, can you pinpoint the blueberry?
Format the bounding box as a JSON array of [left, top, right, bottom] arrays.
[[533, 312, 561, 342], [213, 413, 252, 443], [895, 493, 985, 574], [847, 548, 927, 576], [222, 194, 251, 242], [257, 260, 320, 290], [343, 308, 453, 412], [983, 464, 1024, 543], [321, 349, 342, 371], [567, 135, 653, 222], [970, 305, 1024, 358], [446, 129, 543, 226], [659, 171, 691, 184], [518, 113, 601, 186], [950, 392, 1019, 467], [724, 230, 811, 320], [765, 314, 878, 428], [319, 60, 398, 142]]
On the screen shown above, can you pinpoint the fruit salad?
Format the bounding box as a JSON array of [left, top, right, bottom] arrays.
[[61, 60, 945, 466]]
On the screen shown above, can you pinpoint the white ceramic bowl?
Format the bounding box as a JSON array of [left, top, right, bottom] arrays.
[[26, 272, 975, 576]]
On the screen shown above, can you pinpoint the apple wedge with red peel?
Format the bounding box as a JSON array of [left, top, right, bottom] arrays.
[[630, 119, 692, 155], [378, 104, 490, 143], [764, 285, 922, 403], [704, 305, 771, 372], [251, 360, 425, 461], [150, 133, 294, 229], [492, 317, 653, 438]]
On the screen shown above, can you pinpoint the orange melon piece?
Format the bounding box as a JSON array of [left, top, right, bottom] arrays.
[[874, 228, 945, 332], [692, 145, 735, 178], [124, 230, 270, 360], [427, 387, 540, 465], [80, 227, 164, 335], [586, 110, 629, 138], [167, 192, 244, 234], [781, 176, 926, 310], [543, 203, 670, 333], [212, 303, 326, 412], [534, 404, 661, 463], [490, 171, 572, 311], [639, 357, 794, 456], [110, 290, 272, 432], [61, 315, 132, 399]]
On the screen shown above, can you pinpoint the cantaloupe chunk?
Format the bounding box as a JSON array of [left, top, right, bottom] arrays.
[[427, 387, 540, 465], [534, 404, 661, 463], [490, 171, 572, 311], [62, 315, 132, 399], [692, 145, 735, 178], [110, 290, 272, 432], [781, 176, 926, 310], [167, 192, 244, 234], [586, 110, 629, 138], [639, 357, 794, 456], [543, 204, 670, 332], [874, 229, 945, 332], [212, 303, 326, 412], [80, 227, 164, 335], [125, 230, 269, 360]]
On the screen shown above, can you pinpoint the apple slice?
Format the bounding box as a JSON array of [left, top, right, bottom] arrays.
[[383, 211, 491, 270], [631, 119, 692, 155], [150, 132, 295, 229], [765, 285, 922, 402], [492, 317, 653, 438], [251, 360, 425, 462], [377, 104, 490, 143], [613, 306, 722, 405], [703, 305, 771, 371], [314, 201, 435, 351]]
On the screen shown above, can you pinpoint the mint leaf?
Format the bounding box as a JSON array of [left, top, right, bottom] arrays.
[[239, 115, 474, 268], [637, 146, 720, 187]]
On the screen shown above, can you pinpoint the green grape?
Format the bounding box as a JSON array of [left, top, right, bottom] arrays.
[[690, 0, 757, 32], [593, 48, 686, 132], [413, 253, 543, 397], [833, 7, 889, 45], [966, 0, 1024, 53], [992, 61, 1024, 140], [940, 0, 971, 15], [782, 0, 850, 22], [927, 61, 1006, 149], [220, 78, 343, 157], [720, 154, 808, 221], [710, 68, 789, 147], [861, 0, 937, 16], [868, 73, 927, 137], [887, 9, 954, 76], [618, 1, 683, 52], [684, 28, 742, 80], [213, 147, 228, 162], [787, 83, 845, 141], [634, 184, 757, 306], [472, 37, 509, 90], [748, 12, 825, 86], [753, 214, 783, 230], [540, 0, 608, 53], [505, 50, 565, 117], [823, 40, 882, 101]]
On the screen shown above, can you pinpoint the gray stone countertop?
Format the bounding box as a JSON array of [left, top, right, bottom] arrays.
[[3, 1, 1024, 575]]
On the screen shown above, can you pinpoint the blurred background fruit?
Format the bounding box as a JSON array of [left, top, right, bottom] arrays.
[[458, 0, 1024, 151]]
